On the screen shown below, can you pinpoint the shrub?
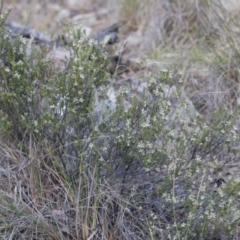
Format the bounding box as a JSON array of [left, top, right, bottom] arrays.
[[0, 1, 240, 239]]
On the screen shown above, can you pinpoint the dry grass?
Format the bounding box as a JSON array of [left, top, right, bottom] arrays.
[[118, 0, 240, 118], [0, 136, 134, 239]]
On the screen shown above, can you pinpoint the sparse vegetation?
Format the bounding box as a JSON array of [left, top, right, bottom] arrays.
[[1, 0, 240, 239]]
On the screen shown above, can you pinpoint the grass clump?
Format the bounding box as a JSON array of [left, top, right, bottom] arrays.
[[1, 1, 240, 239]]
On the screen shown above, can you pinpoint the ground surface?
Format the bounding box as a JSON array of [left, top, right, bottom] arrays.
[[2, 1, 240, 239]]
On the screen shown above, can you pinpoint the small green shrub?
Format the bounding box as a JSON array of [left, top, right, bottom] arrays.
[[0, 1, 240, 239]]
